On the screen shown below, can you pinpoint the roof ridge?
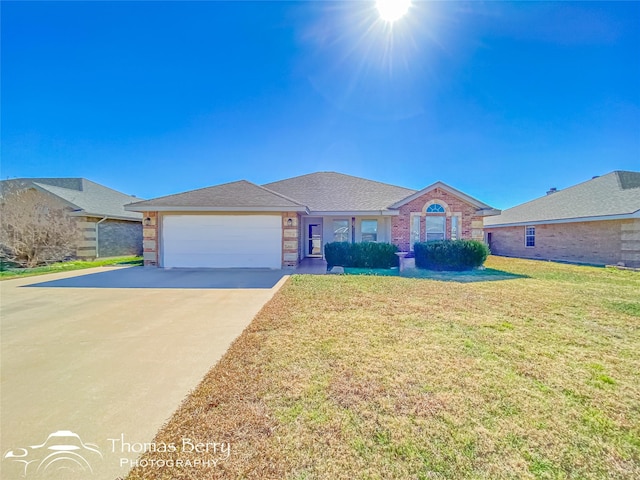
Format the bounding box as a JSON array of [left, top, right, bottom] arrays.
[[255, 182, 308, 207], [265, 171, 416, 192]]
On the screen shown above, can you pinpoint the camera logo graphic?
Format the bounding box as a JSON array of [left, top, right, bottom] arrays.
[[3, 430, 102, 477]]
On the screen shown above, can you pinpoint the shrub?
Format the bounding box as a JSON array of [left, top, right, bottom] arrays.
[[324, 242, 352, 269], [414, 240, 489, 271], [0, 187, 81, 267], [324, 242, 399, 269]]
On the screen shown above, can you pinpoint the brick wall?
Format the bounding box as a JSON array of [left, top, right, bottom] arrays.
[[76, 218, 98, 259], [485, 219, 640, 267], [142, 212, 159, 266], [282, 212, 300, 268], [98, 220, 142, 257], [391, 187, 485, 251]]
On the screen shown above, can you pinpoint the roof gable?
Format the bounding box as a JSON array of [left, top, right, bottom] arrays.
[[126, 180, 307, 212], [390, 181, 495, 212], [485, 171, 640, 227], [263, 172, 415, 213]]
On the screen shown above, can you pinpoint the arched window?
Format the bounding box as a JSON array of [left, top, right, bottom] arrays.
[[426, 203, 446, 213], [425, 202, 446, 241]]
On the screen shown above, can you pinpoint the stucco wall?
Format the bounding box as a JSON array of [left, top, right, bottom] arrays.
[[485, 219, 640, 267]]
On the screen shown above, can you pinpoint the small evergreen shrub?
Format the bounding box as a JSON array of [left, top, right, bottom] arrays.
[[324, 242, 352, 269], [414, 240, 489, 271], [324, 242, 399, 269]]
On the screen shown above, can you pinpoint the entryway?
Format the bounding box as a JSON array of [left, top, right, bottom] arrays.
[[304, 217, 324, 258]]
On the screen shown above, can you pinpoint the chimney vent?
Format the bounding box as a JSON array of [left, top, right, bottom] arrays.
[[546, 187, 557, 195]]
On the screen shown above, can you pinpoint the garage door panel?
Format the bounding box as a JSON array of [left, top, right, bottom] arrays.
[[162, 215, 282, 268]]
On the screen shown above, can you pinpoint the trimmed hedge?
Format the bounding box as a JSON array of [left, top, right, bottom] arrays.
[[324, 242, 399, 269], [414, 240, 489, 271]]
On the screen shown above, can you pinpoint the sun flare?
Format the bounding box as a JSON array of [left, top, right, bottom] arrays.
[[376, 0, 411, 22]]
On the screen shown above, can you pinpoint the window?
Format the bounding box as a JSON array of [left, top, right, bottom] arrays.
[[426, 203, 446, 213], [525, 226, 535, 247], [451, 216, 459, 240], [426, 216, 446, 241], [361, 220, 378, 242], [333, 219, 349, 242], [410, 215, 420, 250]]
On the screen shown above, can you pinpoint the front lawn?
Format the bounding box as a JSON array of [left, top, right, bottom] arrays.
[[127, 256, 640, 479], [0, 256, 142, 280]]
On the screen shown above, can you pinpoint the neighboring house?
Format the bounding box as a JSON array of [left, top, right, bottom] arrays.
[[484, 171, 640, 268], [0, 178, 143, 259], [125, 172, 499, 269]]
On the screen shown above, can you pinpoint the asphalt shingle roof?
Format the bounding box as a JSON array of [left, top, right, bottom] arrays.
[[1, 178, 142, 221], [263, 172, 416, 212], [484, 171, 640, 226], [126, 180, 306, 210]]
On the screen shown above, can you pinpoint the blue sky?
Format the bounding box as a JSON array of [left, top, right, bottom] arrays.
[[2, 1, 639, 209]]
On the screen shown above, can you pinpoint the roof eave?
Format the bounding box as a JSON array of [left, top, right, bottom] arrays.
[[68, 211, 142, 221], [485, 210, 640, 228], [306, 210, 399, 216], [475, 208, 502, 217]]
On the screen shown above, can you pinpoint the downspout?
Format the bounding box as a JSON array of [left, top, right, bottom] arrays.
[[95, 217, 108, 258]]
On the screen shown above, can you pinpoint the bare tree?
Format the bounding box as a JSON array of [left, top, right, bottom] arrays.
[[0, 187, 81, 268]]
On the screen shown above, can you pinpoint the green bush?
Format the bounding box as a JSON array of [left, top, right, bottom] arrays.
[[414, 240, 489, 271], [324, 242, 352, 269], [324, 242, 399, 269]]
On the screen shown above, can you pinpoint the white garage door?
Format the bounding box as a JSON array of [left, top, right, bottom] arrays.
[[162, 215, 282, 268]]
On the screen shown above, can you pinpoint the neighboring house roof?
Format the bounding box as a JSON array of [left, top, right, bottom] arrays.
[[0, 178, 142, 221], [485, 171, 640, 227], [389, 181, 499, 216], [126, 180, 307, 212], [264, 172, 416, 214]]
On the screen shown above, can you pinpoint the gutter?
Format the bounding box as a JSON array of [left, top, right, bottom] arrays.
[[95, 217, 108, 258]]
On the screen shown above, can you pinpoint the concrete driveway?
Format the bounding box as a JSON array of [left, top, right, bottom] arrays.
[[0, 266, 287, 479]]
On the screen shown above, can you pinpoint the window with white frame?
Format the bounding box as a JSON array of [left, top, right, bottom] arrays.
[[525, 226, 535, 247], [451, 216, 460, 240], [425, 202, 446, 241], [410, 215, 420, 250], [333, 219, 350, 242], [426, 216, 446, 241], [361, 220, 378, 242]]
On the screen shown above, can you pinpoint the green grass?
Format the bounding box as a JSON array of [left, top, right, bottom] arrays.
[[127, 256, 640, 480], [0, 256, 142, 280]]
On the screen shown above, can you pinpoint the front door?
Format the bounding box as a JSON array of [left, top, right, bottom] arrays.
[[308, 224, 322, 257]]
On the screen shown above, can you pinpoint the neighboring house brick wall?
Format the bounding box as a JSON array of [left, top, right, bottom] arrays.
[[485, 219, 640, 267], [78, 217, 142, 260], [392, 187, 485, 251], [98, 219, 143, 257], [76, 217, 97, 259]]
